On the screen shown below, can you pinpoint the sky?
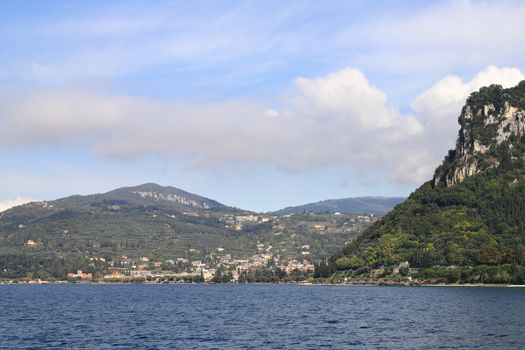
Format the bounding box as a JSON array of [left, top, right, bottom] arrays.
[[1, 0, 525, 212]]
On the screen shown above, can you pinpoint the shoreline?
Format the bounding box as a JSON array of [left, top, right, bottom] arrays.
[[1, 280, 524, 287]]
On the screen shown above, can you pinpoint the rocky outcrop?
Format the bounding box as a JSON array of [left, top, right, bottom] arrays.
[[133, 190, 212, 209], [433, 82, 525, 187]]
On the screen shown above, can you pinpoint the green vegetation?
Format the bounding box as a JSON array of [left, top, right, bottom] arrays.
[[332, 81, 525, 284], [0, 253, 98, 280], [332, 166, 525, 284], [313, 259, 336, 278], [0, 184, 376, 280]]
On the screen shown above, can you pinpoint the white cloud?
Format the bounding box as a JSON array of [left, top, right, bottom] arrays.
[[290, 69, 391, 127], [409, 66, 525, 175], [283, 68, 424, 178], [0, 66, 523, 185], [0, 197, 36, 212], [0, 68, 423, 178], [0, 88, 129, 146], [412, 66, 525, 120]]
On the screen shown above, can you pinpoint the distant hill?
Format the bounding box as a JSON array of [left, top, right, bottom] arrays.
[[331, 81, 525, 284], [0, 183, 246, 258], [273, 197, 405, 216], [0, 183, 379, 280], [58, 183, 228, 212]]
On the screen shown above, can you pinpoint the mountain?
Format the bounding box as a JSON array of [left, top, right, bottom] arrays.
[[0, 183, 377, 280], [0, 183, 244, 257], [273, 197, 405, 216], [330, 81, 525, 284], [59, 183, 228, 212]]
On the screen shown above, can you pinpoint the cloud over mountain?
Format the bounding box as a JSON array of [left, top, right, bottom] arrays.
[[0, 197, 36, 212], [1, 66, 523, 185]]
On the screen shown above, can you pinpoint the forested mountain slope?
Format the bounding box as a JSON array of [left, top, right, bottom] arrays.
[[331, 81, 525, 283]]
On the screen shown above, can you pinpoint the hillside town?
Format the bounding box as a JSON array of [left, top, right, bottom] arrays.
[[2, 208, 379, 283], [73, 249, 315, 283], [57, 212, 379, 283]]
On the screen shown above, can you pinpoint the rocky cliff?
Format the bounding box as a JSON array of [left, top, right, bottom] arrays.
[[331, 80, 525, 284], [433, 81, 525, 187]]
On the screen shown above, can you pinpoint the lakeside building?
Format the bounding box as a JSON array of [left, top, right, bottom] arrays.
[[67, 270, 93, 279]]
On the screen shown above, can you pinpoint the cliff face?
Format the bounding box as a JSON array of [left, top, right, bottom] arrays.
[[332, 81, 525, 282], [433, 81, 525, 187]]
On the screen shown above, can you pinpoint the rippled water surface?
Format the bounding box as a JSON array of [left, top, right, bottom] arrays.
[[1, 284, 524, 349]]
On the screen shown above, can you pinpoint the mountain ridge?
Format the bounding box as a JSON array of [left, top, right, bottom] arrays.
[[2, 184, 402, 217], [273, 196, 405, 216], [1, 183, 231, 216]]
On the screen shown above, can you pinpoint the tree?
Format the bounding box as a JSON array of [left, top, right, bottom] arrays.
[[335, 256, 364, 270], [477, 244, 502, 265]]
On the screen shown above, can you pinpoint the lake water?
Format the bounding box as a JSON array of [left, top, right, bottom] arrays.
[[0, 284, 524, 349]]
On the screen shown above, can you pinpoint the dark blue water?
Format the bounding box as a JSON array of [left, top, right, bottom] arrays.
[[1, 285, 524, 349]]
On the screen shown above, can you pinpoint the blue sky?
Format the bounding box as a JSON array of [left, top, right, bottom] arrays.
[[1, 0, 525, 212]]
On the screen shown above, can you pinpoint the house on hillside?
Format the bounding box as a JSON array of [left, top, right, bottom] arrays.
[[25, 240, 42, 247]]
